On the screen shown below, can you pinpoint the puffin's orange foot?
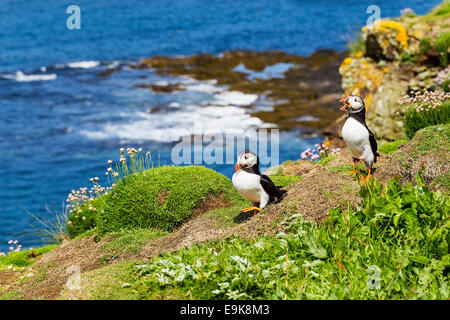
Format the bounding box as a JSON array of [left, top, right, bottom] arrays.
[[349, 169, 358, 174], [360, 175, 366, 184], [241, 207, 261, 213]]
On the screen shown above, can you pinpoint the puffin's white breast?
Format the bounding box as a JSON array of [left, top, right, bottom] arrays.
[[232, 171, 264, 203], [342, 117, 370, 159]]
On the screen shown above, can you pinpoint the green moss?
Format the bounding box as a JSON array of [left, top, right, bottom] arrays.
[[103, 229, 167, 255], [97, 166, 240, 235], [433, 172, 450, 190], [60, 261, 142, 300], [408, 124, 450, 158], [0, 245, 58, 267], [379, 139, 408, 155], [328, 163, 366, 173], [72, 228, 97, 240], [0, 291, 21, 300], [269, 175, 301, 187], [318, 155, 336, 166]]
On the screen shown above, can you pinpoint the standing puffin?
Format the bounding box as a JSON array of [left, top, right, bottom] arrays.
[[232, 150, 286, 215], [340, 95, 379, 181]]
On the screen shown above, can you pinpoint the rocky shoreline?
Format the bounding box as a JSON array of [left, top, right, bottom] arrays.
[[126, 49, 347, 133]]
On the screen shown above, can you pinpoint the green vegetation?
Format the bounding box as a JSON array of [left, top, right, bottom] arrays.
[[348, 34, 365, 56], [400, 51, 418, 64], [0, 245, 57, 267], [103, 229, 167, 255], [97, 166, 241, 235], [435, 32, 450, 67], [318, 155, 336, 166], [379, 139, 408, 155], [419, 37, 432, 54], [328, 163, 367, 173], [433, 172, 450, 190], [68, 196, 106, 237], [404, 101, 450, 139], [85, 174, 448, 300], [424, 1, 450, 20], [405, 124, 450, 159], [0, 291, 21, 300], [270, 175, 301, 187], [442, 79, 450, 92]]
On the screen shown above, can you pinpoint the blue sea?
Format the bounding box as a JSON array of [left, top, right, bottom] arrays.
[[0, 0, 441, 251]]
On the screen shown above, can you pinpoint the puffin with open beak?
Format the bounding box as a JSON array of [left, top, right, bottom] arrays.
[[232, 150, 287, 215], [340, 95, 379, 182]]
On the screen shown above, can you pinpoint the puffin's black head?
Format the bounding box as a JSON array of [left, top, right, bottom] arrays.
[[340, 95, 365, 113], [235, 150, 259, 173]]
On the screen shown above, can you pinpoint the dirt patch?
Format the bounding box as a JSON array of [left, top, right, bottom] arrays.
[[157, 190, 169, 205], [194, 193, 232, 215], [0, 270, 19, 293], [4, 235, 133, 300], [280, 160, 320, 176]]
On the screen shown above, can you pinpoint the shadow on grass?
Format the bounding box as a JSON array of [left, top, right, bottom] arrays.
[[233, 210, 254, 224]]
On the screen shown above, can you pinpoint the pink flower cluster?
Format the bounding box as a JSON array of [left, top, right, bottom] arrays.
[[435, 67, 450, 86], [400, 90, 450, 113], [300, 143, 341, 161], [0, 240, 22, 257], [400, 8, 415, 16]]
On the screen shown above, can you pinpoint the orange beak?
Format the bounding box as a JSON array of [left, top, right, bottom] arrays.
[[340, 96, 350, 111], [235, 163, 239, 172]]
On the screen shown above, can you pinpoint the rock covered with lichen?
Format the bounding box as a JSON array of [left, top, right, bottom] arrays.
[[339, 2, 450, 141]]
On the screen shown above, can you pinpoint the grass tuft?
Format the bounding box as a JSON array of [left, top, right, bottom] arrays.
[[379, 139, 408, 155], [97, 166, 240, 235], [0, 245, 57, 267]]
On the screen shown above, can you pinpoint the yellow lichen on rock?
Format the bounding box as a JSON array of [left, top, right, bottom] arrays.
[[363, 20, 409, 50], [339, 57, 386, 110]]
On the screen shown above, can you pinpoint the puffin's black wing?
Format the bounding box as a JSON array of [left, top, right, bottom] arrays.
[[260, 175, 287, 204], [368, 129, 379, 163]]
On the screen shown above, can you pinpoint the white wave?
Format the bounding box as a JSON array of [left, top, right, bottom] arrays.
[[296, 116, 320, 122], [0, 71, 57, 82], [183, 82, 224, 93], [213, 91, 258, 106], [79, 105, 274, 143], [67, 61, 100, 69]]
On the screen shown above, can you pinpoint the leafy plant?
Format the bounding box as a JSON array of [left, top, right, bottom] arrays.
[[442, 79, 450, 92], [435, 32, 450, 67], [419, 37, 432, 54]]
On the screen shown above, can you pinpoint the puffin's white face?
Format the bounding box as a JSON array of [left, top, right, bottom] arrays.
[[236, 151, 258, 170], [340, 95, 365, 112]]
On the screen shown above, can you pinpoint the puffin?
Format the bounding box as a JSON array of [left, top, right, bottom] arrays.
[[340, 95, 379, 181], [232, 150, 287, 215]]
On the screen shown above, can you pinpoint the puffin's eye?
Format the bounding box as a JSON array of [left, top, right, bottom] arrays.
[[244, 155, 248, 159]]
